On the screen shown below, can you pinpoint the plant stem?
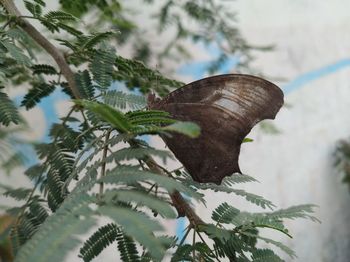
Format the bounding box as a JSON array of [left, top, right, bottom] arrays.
[[99, 130, 111, 197], [197, 231, 221, 262], [192, 228, 196, 260], [143, 156, 204, 226], [178, 226, 191, 246]]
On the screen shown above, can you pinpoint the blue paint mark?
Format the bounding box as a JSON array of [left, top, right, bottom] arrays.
[[175, 217, 187, 243], [178, 58, 239, 80], [39, 89, 70, 142], [178, 42, 240, 80], [283, 58, 350, 94], [13, 88, 69, 167]]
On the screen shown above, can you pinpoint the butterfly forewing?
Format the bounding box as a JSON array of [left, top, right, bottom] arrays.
[[149, 74, 284, 184]]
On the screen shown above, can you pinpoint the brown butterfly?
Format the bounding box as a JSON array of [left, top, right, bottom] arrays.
[[148, 74, 284, 184]]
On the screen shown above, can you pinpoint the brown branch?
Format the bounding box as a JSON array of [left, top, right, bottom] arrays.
[[144, 157, 205, 226], [0, 0, 81, 99]]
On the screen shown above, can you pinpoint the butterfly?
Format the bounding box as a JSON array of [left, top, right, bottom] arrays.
[[148, 74, 284, 184]]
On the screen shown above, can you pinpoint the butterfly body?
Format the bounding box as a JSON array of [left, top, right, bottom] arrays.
[[148, 74, 284, 184]]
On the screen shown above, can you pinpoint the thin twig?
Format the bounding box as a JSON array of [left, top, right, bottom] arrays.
[[142, 155, 204, 226], [197, 231, 221, 262], [192, 228, 196, 260], [178, 226, 191, 246], [99, 129, 111, 197]]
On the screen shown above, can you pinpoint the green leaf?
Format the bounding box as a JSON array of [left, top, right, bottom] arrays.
[[44, 11, 76, 21], [75, 100, 132, 132], [243, 232, 296, 258], [114, 56, 183, 96], [103, 189, 177, 218], [98, 206, 165, 261], [0, 91, 21, 125], [49, 123, 84, 152], [4, 188, 32, 201], [56, 22, 83, 36], [116, 227, 141, 262], [232, 213, 291, 238], [31, 64, 58, 75], [182, 179, 274, 209], [21, 83, 56, 109], [229, 189, 275, 210], [106, 147, 173, 164], [127, 110, 170, 120], [126, 110, 178, 130], [75, 70, 95, 99], [212, 202, 240, 224], [1, 40, 32, 66], [163, 121, 200, 138], [251, 249, 283, 262], [261, 204, 320, 222], [83, 32, 117, 49], [33, 0, 45, 7], [242, 137, 254, 143], [200, 224, 232, 242], [101, 165, 204, 202], [221, 174, 258, 185], [79, 223, 119, 262], [14, 194, 96, 262], [24, 1, 42, 17], [103, 90, 146, 110], [38, 19, 59, 33], [90, 48, 116, 89]]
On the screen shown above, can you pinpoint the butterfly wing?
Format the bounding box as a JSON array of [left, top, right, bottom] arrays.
[[149, 74, 284, 184]]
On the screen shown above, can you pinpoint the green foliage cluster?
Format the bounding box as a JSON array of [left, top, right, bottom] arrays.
[[334, 139, 350, 190], [58, 0, 268, 72], [0, 1, 317, 261]]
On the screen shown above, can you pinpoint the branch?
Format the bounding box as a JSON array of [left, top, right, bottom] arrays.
[[0, 0, 81, 99], [99, 130, 111, 198], [144, 157, 205, 226]]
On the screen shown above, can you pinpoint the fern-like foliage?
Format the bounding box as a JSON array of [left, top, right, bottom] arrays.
[[116, 227, 140, 262], [180, 177, 275, 210], [90, 48, 116, 89], [98, 206, 165, 261], [31, 64, 58, 75], [35, 142, 74, 211], [212, 202, 240, 224], [75, 70, 95, 99], [24, 0, 42, 17], [79, 222, 141, 262], [79, 223, 119, 262], [114, 55, 183, 96], [334, 139, 350, 190], [8, 200, 49, 254], [4, 188, 32, 201], [0, 90, 21, 126], [14, 194, 96, 262], [1, 38, 32, 66], [103, 90, 146, 110], [21, 82, 56, 109]]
